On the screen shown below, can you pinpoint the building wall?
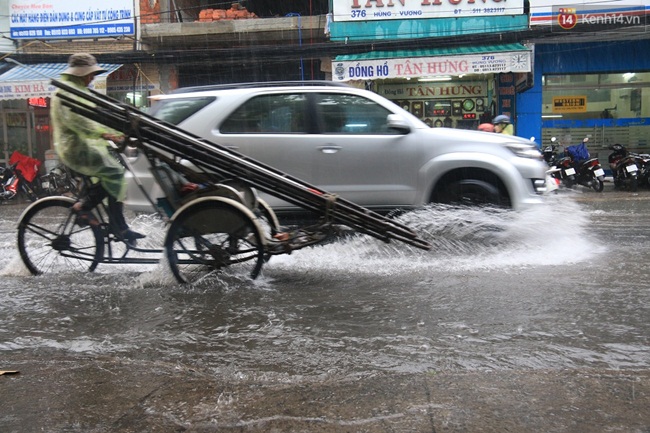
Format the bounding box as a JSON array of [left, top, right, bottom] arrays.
[[0, 5, 15, 53], [140, 0, 163, 24]]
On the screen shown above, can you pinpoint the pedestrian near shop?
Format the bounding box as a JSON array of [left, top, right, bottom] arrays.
[[492, 115, 514, 135], [478, 123, 495, 132]]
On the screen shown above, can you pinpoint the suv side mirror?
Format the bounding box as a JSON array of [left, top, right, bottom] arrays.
[[387, 114, 410, 133]]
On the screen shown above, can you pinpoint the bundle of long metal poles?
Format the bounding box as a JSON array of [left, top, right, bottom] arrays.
[[51, 79, 431, 251]]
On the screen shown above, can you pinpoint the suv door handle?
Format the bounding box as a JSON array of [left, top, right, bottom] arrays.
[[318, 145, 342, 154]]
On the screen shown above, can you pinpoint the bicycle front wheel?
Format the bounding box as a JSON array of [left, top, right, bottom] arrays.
[[17, 198, 104, 275]]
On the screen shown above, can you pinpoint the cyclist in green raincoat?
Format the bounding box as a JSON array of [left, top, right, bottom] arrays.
[[51, 53, 144, 242]]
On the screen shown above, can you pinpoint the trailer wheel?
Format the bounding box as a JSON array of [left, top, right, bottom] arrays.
[[165, 197, 265, 284]]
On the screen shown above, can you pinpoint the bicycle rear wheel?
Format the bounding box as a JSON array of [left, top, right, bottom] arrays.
[[17, 197, 104, 275]]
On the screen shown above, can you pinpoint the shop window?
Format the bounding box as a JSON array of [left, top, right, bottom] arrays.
[[542, 71, 650, 152], [125, 91, 148, 108], [108, 91, 151, 110], [542, 72, 650, 121]]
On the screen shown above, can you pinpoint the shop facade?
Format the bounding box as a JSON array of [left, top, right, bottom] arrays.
[[517, 40, 650, 160], [331, 44, 532, 130], [0, 63, 125, 168], [0, 98, 47, 169], [2, 0, 145, 168], [518, 0, 650, 160], [328, 0, 650, 144], [0, 61, 165, 168], [326, 0, 531, 130]]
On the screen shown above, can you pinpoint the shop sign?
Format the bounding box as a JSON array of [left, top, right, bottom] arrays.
[[28, 97, 48, 108], [378, 81, 486, 99], [552, 96, 587, 113], [0, 82, 57, 100], [104, 66, 160, 92], [110, 66, 138, 82], [498, 73, 514, 120], [106, 83, 159, 92], [0, 79, 108, 100], [333, 0, 524, 22], [9, 0, 135, 39], [333, 51, 531, 81]]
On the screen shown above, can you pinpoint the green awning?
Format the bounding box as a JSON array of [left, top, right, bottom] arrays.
[[334, 43, 530, 62], [332, 43, 532, 82]]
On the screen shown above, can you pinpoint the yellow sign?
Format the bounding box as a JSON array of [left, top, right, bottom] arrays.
[[552, 96, 587, 113]]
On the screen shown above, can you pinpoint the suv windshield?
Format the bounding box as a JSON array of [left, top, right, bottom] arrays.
[[149, 96, 216, 125]]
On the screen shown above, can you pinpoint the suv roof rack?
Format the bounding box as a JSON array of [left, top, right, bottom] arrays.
[[171, 80, 351, 94]]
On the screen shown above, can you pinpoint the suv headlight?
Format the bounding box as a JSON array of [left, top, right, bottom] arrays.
[[504, 142, 543, 159]]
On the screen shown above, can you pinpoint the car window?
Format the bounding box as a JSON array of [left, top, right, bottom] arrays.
[[220, 93, 309, 134], [149, 97, 216, 125], [316, 93, 398, 135]]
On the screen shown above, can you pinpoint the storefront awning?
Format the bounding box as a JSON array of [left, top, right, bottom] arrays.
[[0, 63, 122, 101], [332, 43, 532, 82]]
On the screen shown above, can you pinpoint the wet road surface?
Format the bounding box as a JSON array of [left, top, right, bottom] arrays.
[[1, 185, 649, 432]]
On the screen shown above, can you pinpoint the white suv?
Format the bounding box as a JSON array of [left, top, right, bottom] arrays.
[[124, 81, 547, 214]]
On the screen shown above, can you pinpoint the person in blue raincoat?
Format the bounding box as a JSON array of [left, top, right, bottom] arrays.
[[51, 53, 144, 242]]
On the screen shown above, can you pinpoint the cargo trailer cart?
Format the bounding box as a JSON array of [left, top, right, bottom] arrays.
[[17, 79, 430, 283]]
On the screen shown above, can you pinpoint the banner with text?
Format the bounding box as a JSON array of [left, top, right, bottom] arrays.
[[332, 51, 532, 81], [9, 0, 135, 39], [332, 0, 524, 22], [0, 78, 109, 100]]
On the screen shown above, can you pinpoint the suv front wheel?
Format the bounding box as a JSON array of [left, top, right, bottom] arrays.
[[431, 169, 511, 208]]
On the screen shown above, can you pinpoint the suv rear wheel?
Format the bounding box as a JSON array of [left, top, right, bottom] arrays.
[[431, 168, 511, 207]]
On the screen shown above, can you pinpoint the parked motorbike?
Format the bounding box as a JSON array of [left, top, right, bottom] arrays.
[[542, 137, 577, 188], [0, 162, 39, 202], [630, 152, 650, 189], [608, 144, 639, 191], [40, 163, 79, 197], [565, 138, 605, 192], [1, 163, 19, 201]]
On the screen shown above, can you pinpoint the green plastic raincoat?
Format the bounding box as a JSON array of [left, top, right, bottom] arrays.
[[51, 74, 126, 201]]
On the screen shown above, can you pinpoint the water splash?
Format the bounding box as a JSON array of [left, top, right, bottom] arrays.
[[265, 198, 604, 277], [1, 197, 603, 281]]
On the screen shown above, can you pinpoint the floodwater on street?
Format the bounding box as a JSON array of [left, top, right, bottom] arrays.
[[1, 189, 648, 382]]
